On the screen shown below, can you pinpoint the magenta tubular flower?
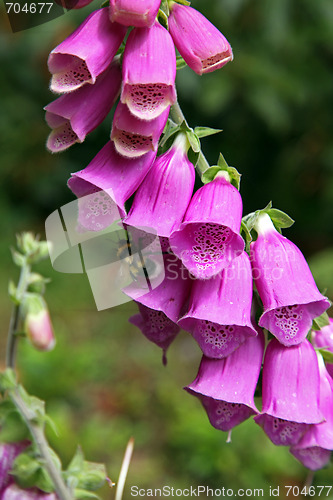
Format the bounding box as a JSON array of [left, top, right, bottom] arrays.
[[130, 303, 180, 364], [168, 3, 233, 75], [254, 339, 323, 446], [48, 9, 126, 93], [121, 21, 176, 120], [125, 251, 192, 322], [109, 0, 161, 27], [169, 174, 244, 279], [312, 318, 333, 377], [2, 485, 57, 500], [185, 332, 264, 432], [111, 102, 169, 158], [0, 442, 28, 493], [289, 355, 333, 470], [290, 447, 331, 471], [179, 252, 257, 358], [250, 213, 330, 346], [45, 60, 122, 152], [68, 141, 156, 216], [123, 133, 195, 237]]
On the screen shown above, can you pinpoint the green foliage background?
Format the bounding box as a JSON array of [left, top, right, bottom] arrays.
[[1, 0, 333, 498]]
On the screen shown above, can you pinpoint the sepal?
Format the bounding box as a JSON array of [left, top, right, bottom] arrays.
[[11, 445, 61, 492], [194, 126, 222, 139], [242, 202, 294, 236], [317, 349, 333, 365], [0, 369, 17, 392], [0, 399, 29, 443], [176, 55, 187, 70], [312, 311, 330, 330], [201, 154, 241, 190], [64, 447, 107, 492]]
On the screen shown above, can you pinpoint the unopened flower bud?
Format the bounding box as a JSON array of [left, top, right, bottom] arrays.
[[24, 296, 56, 352]]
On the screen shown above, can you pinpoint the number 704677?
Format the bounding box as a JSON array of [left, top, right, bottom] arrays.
[[5, 3, 53, 14]]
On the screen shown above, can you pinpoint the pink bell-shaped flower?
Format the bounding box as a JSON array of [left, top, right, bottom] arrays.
[[254, 339, 324, 446], [185, 332, 264, 432], [125, 250, 192, 322], [45, 59, 122, 152], [179, 252, 257, 358], [130, 303, 180, 364], [312, 318, 333, 377], [111, 102, 169, 158], [48, 9, 126, 93], [121, 21, 176, 120], [123, 133, 195, 237], [250, 213, 330, 346], [290, 354, 333, 470], [68, 141, 157, 218], [109, 0, 161, 27], [169, 3, 233, 75], [169, 172, 244, 279]]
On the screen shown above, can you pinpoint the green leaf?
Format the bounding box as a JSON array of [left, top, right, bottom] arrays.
[[318, 349, 333, 364], [266, 208, 295, 229], [11, 451, 41, 489], [159, 122, 181, 152], [173, 0, 191, 5], [74, 489, 101, 500], [35, 467, 56, 493], [187, 149, 199, 168], [0, 369, 17, 391], [0, 407, 29, 443], [11, 249, 26, 267], [194, 126, 222, 139], [157, 8, 168, 29], [312, 311, 330, 331], [217, 153, 229, 169], [185, 131, 200, 153], [67, 447, 85, 475], [78, 462, 107, 491], [241, 221, 253, 248], [176, 55, 187, 70], [16, 385, 46, 425], [201, 166, 222, 184], [8, 280, 19, 303], [201, 162, 241, 190]]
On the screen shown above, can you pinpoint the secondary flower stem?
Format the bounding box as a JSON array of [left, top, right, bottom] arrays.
[[10, 388, 72, 500], [170, 101, 210, 176], [6, 260, 31, 369], [6, 259, 72, 500]]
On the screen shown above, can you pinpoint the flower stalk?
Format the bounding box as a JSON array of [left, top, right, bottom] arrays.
[[4, 235, 72, 500], [169, 101, 210, 176]]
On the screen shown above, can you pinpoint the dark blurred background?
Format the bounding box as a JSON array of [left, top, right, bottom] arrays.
[[1, 0, 333, 498]]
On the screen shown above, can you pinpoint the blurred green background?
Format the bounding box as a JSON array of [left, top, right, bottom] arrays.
[[1, 0, 333, 498]]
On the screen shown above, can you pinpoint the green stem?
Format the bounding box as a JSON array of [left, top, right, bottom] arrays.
[[6, 260, 30, 369], [170, 101, 210, 176], [6, 258, 72, 500], [10, 388, 73, 500]]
